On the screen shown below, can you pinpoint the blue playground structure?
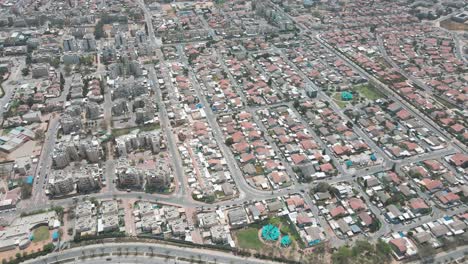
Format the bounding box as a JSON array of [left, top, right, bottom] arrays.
[[261, 224, 280, 241], [281, 236, 292, 247]]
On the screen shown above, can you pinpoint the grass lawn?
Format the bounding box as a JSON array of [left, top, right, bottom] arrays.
[[236, 228, 262, 250], [355, 84, 385, 100], [111, 127, 134, 137], [139, 123, 161, 132], [280, 223, 292, 234], [33, 226, 50, 242], [2, 128, 13, 135], [332, 93, 349, 108], [238, 217, 305, 250], [268, 217, 282, 226], [268, 217, 304, 248]]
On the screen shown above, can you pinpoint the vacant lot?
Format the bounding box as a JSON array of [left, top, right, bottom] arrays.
[[440, 18, 468, 31], [112, 123, 161, 137], [356, 84, 385, 100]]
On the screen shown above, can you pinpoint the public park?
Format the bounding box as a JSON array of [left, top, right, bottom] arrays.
[[330, 83, 385, 108], [234, 217, 303, 259]]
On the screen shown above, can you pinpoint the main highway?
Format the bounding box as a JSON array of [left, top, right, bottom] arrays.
[[23, 242, 282, 264]]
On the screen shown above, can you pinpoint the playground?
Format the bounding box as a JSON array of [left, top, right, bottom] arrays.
[[329, 83, 385, 108], [234, 217, 301, 259]]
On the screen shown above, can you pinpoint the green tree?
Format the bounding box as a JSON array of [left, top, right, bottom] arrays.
[[293, 99, 300, 109], [376, 239, 392, 259], [35, 129, 45, 141], [225, 137, 234, 146], [82, 79, 89, 97], [267, 78, 273, 86], [50, 57, 61, 68], [0, 68, 7, 76], [60, 72, 65, 86], [25, 54, 32, 65], [43, 243, 54, 252], [89, 197, 98, 206], [314, 182, 330, 193], [94, 21, 106, 40], [352, 240, 373, 257], [52, 206, 64, 222], [22, 68, 30, 76], [369, 219, 380, 232], [332, 246, 352, 264], [80, 56, 94, 66], [20, 184, 32, 199]]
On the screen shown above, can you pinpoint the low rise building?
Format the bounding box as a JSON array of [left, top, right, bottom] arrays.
[[31, 64, 49, 78], [227, 207, 248, 227], [210, 225, 228, 244]]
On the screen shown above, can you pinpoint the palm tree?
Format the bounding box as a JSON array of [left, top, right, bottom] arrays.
[[164, 249, 171, 262]]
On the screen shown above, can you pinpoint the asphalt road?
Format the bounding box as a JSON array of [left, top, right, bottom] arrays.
[[30, 117, 60, 205], [30, 72, 78, 206], [23, 242, 281, 264], [139, 0, 189, 199], [147, 66, 188, 198], [0, 57, 25, 117]]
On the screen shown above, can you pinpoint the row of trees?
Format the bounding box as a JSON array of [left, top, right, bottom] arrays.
[[2, 243, 54, 264], [94, 20, 106, 40]]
